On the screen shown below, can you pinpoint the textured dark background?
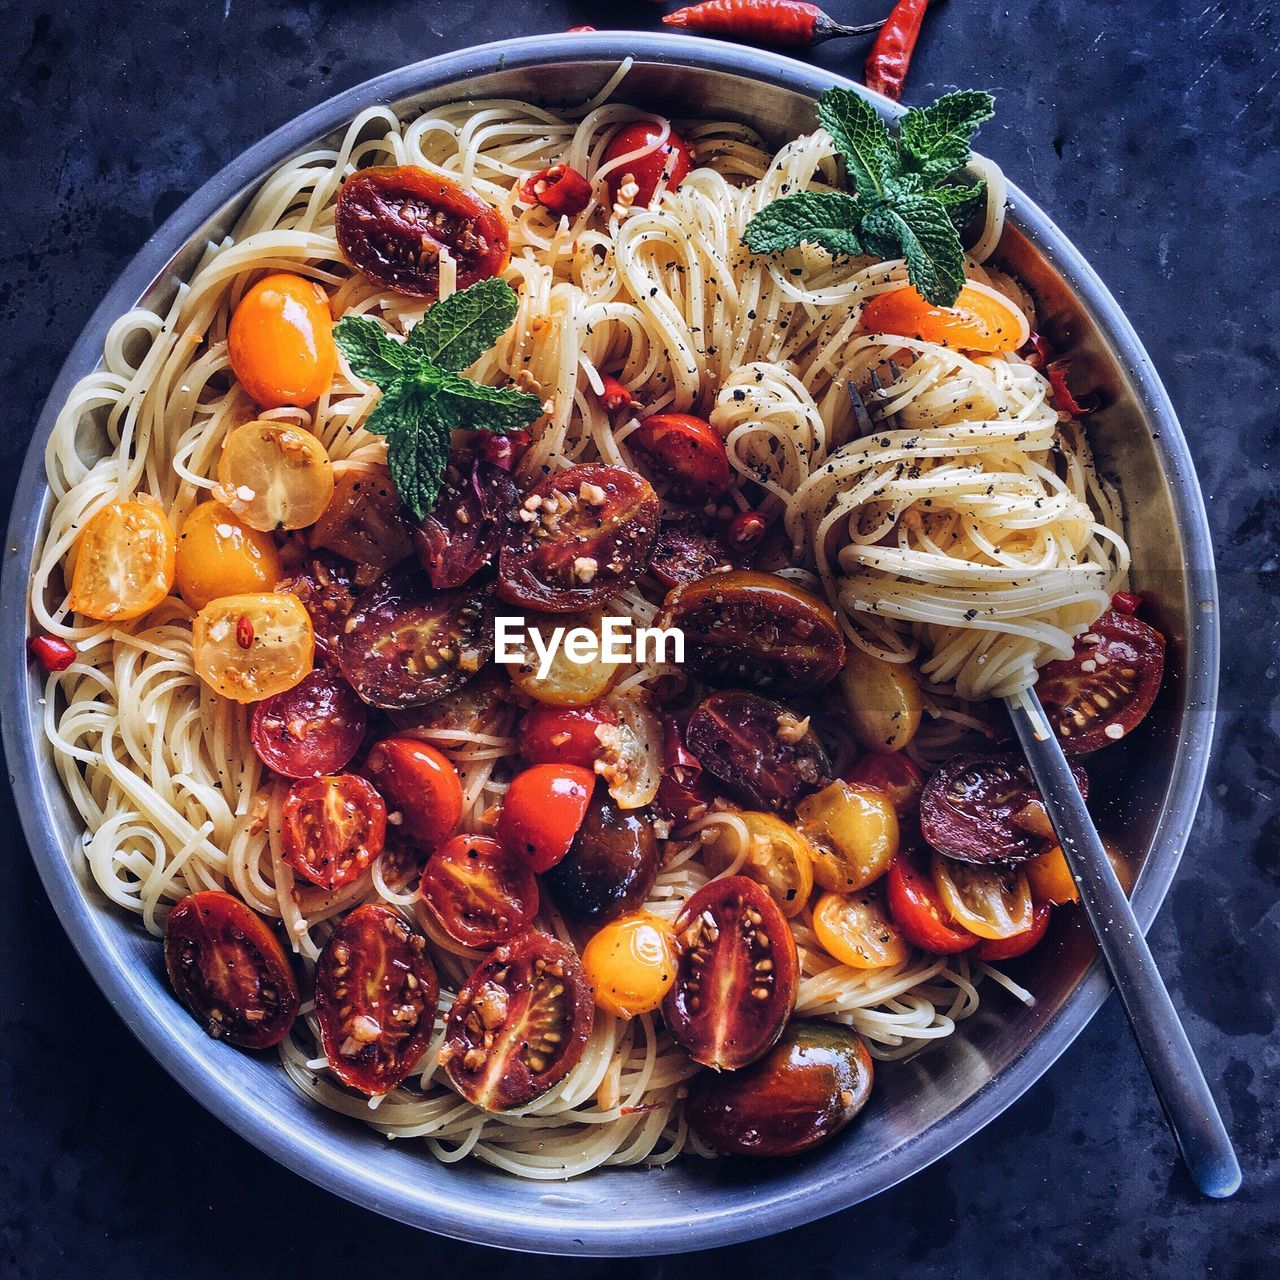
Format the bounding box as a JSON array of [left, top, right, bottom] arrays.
[[1, 1, 1277, 1276]]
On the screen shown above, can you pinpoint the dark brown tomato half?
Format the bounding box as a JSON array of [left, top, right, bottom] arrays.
[[309, 462, 414, 587], [686, 1020, 874, 1157], [419, 834, 539, 950], [497, 463, 659, 613], [440, 931, 594, 1111], [164, 891, 300, 1050], [920, 752, 1089, 866], [275, 552, 357, 663], [413, 453, 518, 589], [338, 566, 495, 710], [664, 876, 799, 1071], [314, 904, 439, 1096], [685, 689, 832, 812], [249, 667, 368, 778], [1036, 608, 1166, 755], [661, 570, 846, 694], [335, 166, 509, 299], [543, 790, 660, 922], [649, 525, 736, 589], [388, 664, 510, 738], [282, 773, 386, 892]]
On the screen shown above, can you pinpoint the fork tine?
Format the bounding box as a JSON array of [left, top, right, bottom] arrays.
[[868, 365, 903, 432], [887, 357, 902, 382], [846, 379, 875, 437]]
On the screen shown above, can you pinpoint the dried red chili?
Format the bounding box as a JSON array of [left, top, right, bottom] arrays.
[[521, 164, 594, 217], [1046, 360, 1099, 416], [29, 634, 77, 672], [1111, 590, 1142, 616], [663, 0, 883, 48], [596, 374, 635, 417], [865, 0, 931, 101], [725, 510, 767, 551]]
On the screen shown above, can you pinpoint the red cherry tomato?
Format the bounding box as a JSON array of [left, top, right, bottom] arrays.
[[629, 413, 731, 504], [164, 891, 300, 1049], [845, 753, 925, 816], [419, 834, 540, 951], [972, 900, 1052, 961], [440, 930, 594, 1110], [885, 849, 976, 955], [602, 122, 694, 207], [521, 164, 594, 217], [314, 904, 439, 1096], [362, 737, 464, 852], [282, 774, 386, 891], [520, 702, 620, 769], [497, 764, 595, 872], [249, 668, 368, 779], [336, 166, 508, 298]]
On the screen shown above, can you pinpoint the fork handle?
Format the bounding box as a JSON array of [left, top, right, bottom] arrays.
[[1005, 690, 1241, 1198]]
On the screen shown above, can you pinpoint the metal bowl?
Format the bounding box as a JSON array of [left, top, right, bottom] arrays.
[[0, 33, 1217, 1256]]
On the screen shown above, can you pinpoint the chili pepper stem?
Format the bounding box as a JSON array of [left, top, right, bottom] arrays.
[[813, 16, 886, 41]]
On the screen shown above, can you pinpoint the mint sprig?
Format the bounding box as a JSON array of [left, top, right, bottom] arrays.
[[743, 88, 995, 307], [334, 278, 542, 519]]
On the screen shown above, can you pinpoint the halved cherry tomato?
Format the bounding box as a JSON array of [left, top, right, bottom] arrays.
[[310, 462, 414, 586], [581, 911, 678, 1018], [390, 664, 508, 738], [521, 163, 594, 217], [814, 887, 909, 969], [521, 702, 619, 769], [282, 773, 386, 891], [314, 904, 439, 1096], [796, 780, 900, 892], [217, 420, 334, 532], [665, 876, 798, 1071], [629, 413, 731, 504], [228, 273, 337, 408], [703, 811, 815, 918], [838, 647, 922, 753], [497, 763, 595, 873], [931, 852, 1032, 940], [1037, 608, 1166, 754], [274, 553, 357, 663], [1026, 838, 1135, 904], [175, 502, 283, 611], [602, 122, 694, 207], [662, 570, 846, 693], [193, 592, 314, 703], [972, 900, 1052, 961], [595, 694, 663, 809], [362, 737, 464, 851], [250, 667, 368, 777], [440, 930, 594, 1110], [685, 688, 831, 812], [544, 788, 660, 921], [413, 453, 517, 590], [846, 752, 925, 816], [506, 608, 623, 708], [336, 166, 509, 298], [920, 752, 1088, 866], [164, 890, 300, 1049], [859, 282, 1030, 354], [337, 567, 495, 710], [885, 848, 976, 954], [649, 525, 736, 588], [418, 834, 539, 950], [497, 464, 660, 613], [68, 497, 176, 622]]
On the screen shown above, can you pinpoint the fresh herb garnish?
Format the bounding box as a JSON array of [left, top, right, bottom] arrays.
[[743, 88, 995, 307], [333, 278, 543, 518]]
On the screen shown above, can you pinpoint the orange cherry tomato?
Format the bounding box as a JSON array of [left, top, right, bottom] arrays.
[[282, 773, 387, 891], [362, 737, 464, 853], [217, 420, 334, 532], [813, 887, 909, 969], [174, 502, 283, 610], [859, 282, 1029, 353], [227, 272, 337, 409], [191, 592, 314, 703], [497, 764, 595, 873], [602, 122, 694, 207], [582, 911, 679, 1018], [67, 497, 176, 622]]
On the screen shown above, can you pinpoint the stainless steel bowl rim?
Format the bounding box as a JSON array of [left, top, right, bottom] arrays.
[[0, 32, 1218, 1256]]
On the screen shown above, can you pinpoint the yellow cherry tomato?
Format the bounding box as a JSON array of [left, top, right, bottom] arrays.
[[192, 592, 314, 703], [227, 273, 337, 408], [217, 420, 334, 532], [859, 281, 1030, 353], [582, 911, 678, 1018], [67, 497, 176, 622], [704, 811, 815, 918], [1026, 838, 1134, 905], [838, 647, 922, 754], [796, 780, 899, 893], [174, 502, 283, 610], [507, 609, 622, 707], [813, 887, 908, 969], [930, 851, 1032, 940]]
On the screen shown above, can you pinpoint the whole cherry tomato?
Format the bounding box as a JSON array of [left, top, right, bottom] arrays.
[[497, 764, 595, 872], [520, 702, 620, 769], [362, 737, 464, 851], [228, 273, 337, 409], [602, 122, 694, 207]]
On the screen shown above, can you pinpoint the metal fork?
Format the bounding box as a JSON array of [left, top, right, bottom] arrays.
[[849, 362, 1241, 1198]]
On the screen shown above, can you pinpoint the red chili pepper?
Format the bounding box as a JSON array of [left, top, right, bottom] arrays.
[[725, 510, 768, 551], [596, 374, 635, 418], [1024, 332, 1053, 370], [520, 164, 594, 217], [1111, 590, 1142, 616], [663, 0, 883, 48], [865, 0, 931, 101], [29, 634, 77, 672], [1046, 359, 1099, 416], [236, 616, 255, 649], [566, 25, 596, 32]]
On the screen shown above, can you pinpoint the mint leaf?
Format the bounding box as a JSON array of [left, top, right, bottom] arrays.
[[384, 392, 453, 519], [743, 192, 865, 257], [334, 317, 411, 387], [933, 177, 988, 234], [408, 277, 520, 372], [863, 195, 967, 306], [899, 90, 995, 182], [815, 87, 896, 203], [433, 372, 544, 434]]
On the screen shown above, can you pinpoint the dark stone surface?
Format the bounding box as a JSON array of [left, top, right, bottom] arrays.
[[0, 1, 1276, 1276]]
